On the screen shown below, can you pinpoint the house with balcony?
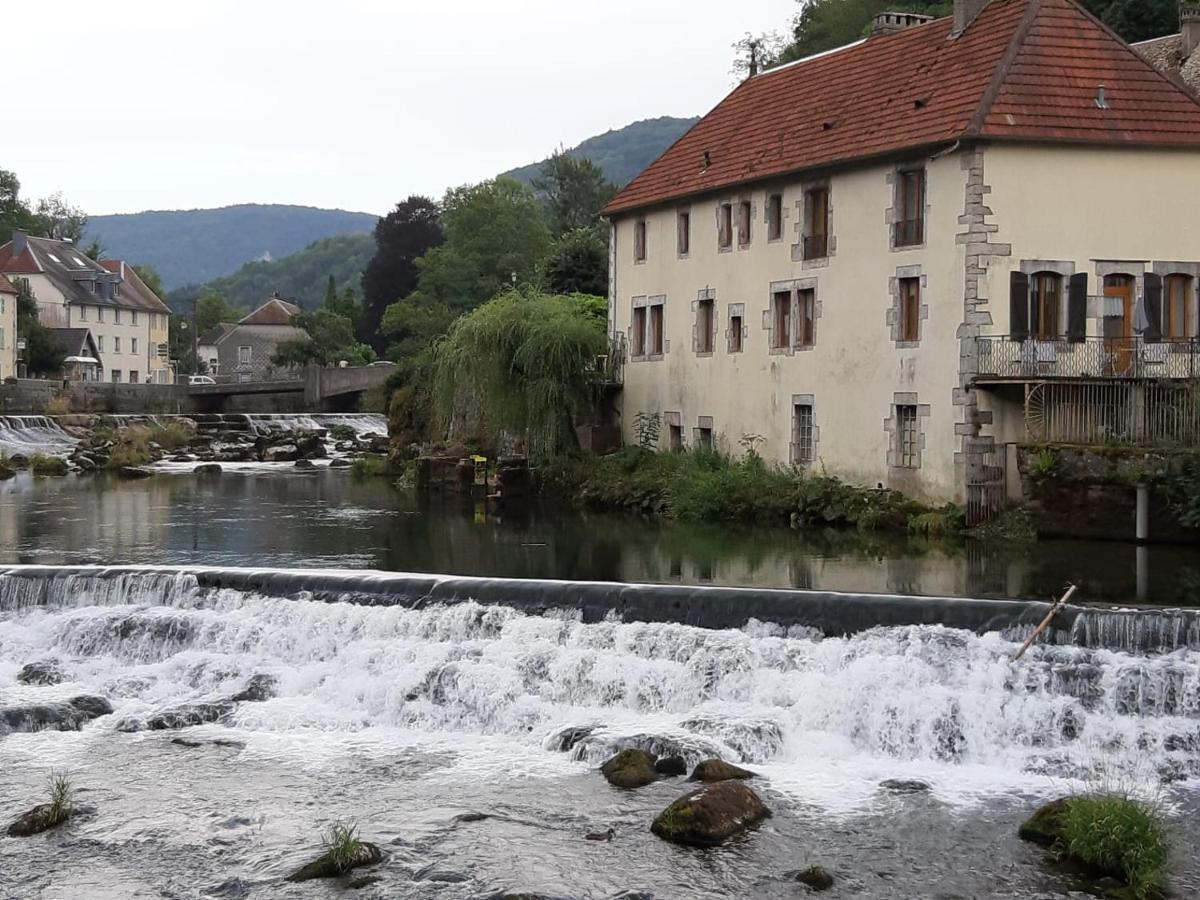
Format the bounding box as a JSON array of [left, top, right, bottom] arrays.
[[603, 0, 1200, 514]]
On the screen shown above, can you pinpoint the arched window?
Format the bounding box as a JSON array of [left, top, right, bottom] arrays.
[[1030, 272, 1062, 340], [1165, 274, 1196, 340]]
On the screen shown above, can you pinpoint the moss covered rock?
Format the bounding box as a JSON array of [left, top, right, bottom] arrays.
[[790, 865, 835, 891], [1019, 797, 1070, 847], [688, 758, 756, 782], [601, 748, 658, 789], [6, 803, 73, 837], [650, 780, 769, 847], [285, 842, 382, 882], [31, 456, 68, 477]]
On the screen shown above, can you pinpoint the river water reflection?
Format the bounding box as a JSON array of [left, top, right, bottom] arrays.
[[2, 468, 1198, 607]]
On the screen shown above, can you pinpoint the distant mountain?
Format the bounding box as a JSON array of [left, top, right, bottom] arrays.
[[503, 116, 699, 188], [168, 233, 375, 313], [86, 204, 378, 290]]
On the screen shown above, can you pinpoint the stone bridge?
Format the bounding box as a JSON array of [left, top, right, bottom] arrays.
[[188, 363, 396, 413]]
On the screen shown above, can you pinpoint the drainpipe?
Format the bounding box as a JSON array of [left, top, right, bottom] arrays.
[[1136, 484, 1149, 543]]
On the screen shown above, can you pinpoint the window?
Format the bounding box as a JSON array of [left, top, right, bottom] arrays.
[[899, 277, 921, 342], [677, 211, 690, 256], [894, 168, 925, 247], [1166, 275, 1196, 339], [131, 338, 139, 355], [0, 327, 5, 351], [804, 186, 830, 259], [238, 345, 252, 365], [111, 369, 121, 384], [729, 311, 743, 353], [132, 311, 139, 326], [718, 203, 733, 249], [149, 342, 157, 359], [97, 307, 105, 323], [897, 404, 919, 468], [767, 193, 783, 242], [737, 201, 752, 247], [634, 220, 647, 262], [696, 296, 714, 353], [696, 426, 713, 451], [668, 423, 683, 451], [649, 302, 664, 355], [115, 308, 122, 324], [792, 403, 814, 465], [797, 289, 815, 348], [129, 371, 139, 384], [90, 280, 99, 294], [114, 337, 122, 354], [113, 284, 120, 299], [632, 306, 647, 356], [1031, 272, 1062, 340], [97, 335, 104, 352], [78, 305, 87, 322], [772, 290, 792, 349]]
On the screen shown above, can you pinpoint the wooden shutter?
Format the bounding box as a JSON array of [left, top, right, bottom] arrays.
[[1010, 271, 1030, 341], [1067, 273, 1088, 343], [1144, 273, 1163, 343]]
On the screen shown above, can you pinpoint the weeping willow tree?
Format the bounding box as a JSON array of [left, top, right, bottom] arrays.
[[432, 289, 608, 461]]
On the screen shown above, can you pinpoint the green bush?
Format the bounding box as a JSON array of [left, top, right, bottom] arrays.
[[1060, 794, 1169, 899], [327, 424, 358, 443], [106, 445, 152, 470], [30, 454, 68, 477], [148, 421, 192, 450], [350, 456, 392, 479]]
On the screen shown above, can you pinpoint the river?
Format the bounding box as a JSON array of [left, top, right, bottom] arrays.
[[1, 456, 1199, 899]]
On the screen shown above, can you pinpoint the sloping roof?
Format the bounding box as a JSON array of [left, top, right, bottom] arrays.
[[0, 274, 16, 295], [198, 322, 235, 346], [605, 0, 1200, 216], [1134, 33, 1200, 93], [238, 296, 301, 326], [49, 327, 100, 359], [98, 260, 171, 314]]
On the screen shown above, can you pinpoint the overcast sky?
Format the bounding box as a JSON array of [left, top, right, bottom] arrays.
[[7, 0, 792, 217]]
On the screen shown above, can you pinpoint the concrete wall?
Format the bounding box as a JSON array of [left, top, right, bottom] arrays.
[[611, 151, 968, 502]]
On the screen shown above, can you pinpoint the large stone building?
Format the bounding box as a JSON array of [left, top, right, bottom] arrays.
[[603, 0, 1200, 511], [1135, 4, 1200, 92], [0, 234, 173, 383], [200, 295, 306, 382]]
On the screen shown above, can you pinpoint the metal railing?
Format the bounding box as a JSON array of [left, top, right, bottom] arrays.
[[977, 336, 1200, 380], [590, 336, 626, 386]]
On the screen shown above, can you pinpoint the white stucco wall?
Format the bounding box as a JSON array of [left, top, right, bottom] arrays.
[[611, 151, 969, 502], [0, 290, 15, 380], [68, 304, 170, 383]]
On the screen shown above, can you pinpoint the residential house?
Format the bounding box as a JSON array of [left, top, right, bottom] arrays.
[[604, 0, 1200, 510], [207, 295, 306, 382], [1135, 5, 1200, 93], [0, 275, 16, 380], [50, 328, 102, 382], [196, 322, 233, 376], [0, 234, 173, 383]]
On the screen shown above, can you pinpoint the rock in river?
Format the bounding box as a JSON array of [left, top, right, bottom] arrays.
[[17, 660, 64, 686], [0, 695, 113, 736], [601, 748, 658, 789], [655, 756, 688, 777], [650, 780, 770, 847], [788, 865, 835, 891], [1018, 797, 1070, 847], [117, 701, 234, 732], [194, 463, 223, 476], [688, 758, 756, 782], [6, 803, 75, 837], [285, 841, 383, 882], [229, 673, 277, 703], [117, 465, 154, 480]]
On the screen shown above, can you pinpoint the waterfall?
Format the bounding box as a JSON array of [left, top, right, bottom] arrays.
[[0, 416, 79, 457]]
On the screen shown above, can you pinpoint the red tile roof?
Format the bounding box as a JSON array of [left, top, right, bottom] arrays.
[[239, 296, 301, 326], [0, 274, 17, 294], [605, 0, 1200, 216]]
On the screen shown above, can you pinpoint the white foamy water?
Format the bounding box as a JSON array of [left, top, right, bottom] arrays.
[[0, 415, 79, 457], [2, 572, 1196, 812]]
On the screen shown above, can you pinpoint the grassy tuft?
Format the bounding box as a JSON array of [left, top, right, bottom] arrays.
[[1059, 794, 1169, 899], [322, 821, 363, 873], [148, 421, 192, 450], [46, 769, 74, 825], [30, 454, 69, 477], [350, 456, 392, 479], [326, 424, 359, 443]]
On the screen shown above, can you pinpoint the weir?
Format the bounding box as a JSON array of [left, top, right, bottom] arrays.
[[1, 565, 1197, 654]]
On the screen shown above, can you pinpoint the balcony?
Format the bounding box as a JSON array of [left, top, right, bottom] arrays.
[[977, 336, 1200, 381]]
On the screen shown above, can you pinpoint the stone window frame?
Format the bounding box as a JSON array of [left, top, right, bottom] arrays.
[[716, 202, 734, 253], [765, 191, 786, 244], [629, 295, 649, 360], [727, 302, 747, 353], [677, 208, 692, 259], [886, 265, 929, 348], [1153, 261, 1200, 339], [645, 294, 668, 361], [884, 393, 931, 470], [664, 411, 683, 451], [790, 394, 820, 467], [764, 277, 821, 356], [886, 163, 930, 252], [792, 179, 836, 269], [1019, 259, 1076, 340], [693, 415, 715, 451], [692, 288, 719, 358], [736, 197, 755, 250], [633, 219, 647, 265], [1092, 260, 1146, 323]]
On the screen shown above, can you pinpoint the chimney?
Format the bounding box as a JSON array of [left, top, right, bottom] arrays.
[[872, 11, 934, 36], [953, 0, 991, 36], [1184, 5, 1200, 57]]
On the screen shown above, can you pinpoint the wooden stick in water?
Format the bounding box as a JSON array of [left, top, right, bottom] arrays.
[[1012, 584, 1078, 662]]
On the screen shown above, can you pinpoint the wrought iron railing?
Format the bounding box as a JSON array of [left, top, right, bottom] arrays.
[[977, 336, 1200, 380], [590, 335, 626, 386]]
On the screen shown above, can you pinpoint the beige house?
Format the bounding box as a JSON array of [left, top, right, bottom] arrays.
[[604, 0, 1200, 511], [0, 275, 16, 380], [0, 234, 173, 383]]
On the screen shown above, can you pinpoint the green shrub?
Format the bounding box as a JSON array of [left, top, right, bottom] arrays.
[[106, 445, 152, 469], [30, 454, 68, 477], [327, 424, 359, 443], [1059, 794, 1169, 899], [46, 770, 74, 824], [1027, 447, 1059, 482], [322, 821, 364, 874], [148, 421, 192, 450], [350, 456, 392, 479]]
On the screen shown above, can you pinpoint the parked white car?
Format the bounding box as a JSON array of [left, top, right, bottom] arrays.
[[187, 375, 216, 386]]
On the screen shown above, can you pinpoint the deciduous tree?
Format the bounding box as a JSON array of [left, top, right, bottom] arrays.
[[541, 228, 609, 298], [272, 308, 376, 368], [360, 196, 443, 350], [532, 150, 618, 236]]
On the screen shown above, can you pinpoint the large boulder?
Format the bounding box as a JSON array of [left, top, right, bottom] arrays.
[[285, 842, 382, 882], [17, 661, 64, 686], [650, 781, 770, 847], [263, 444, 298, 463], [117, 701, 233, 732], [1018, 797, 1070, 847], [688, 759, 756, 782], [0, 696, 113, 736], [194, 463, 223, 476], [601, 749, 658, 789], [230, 674, 277, 703], [117, 466, 154, 480], [6, 803, 74, 837], [294, 432, 327, 460]]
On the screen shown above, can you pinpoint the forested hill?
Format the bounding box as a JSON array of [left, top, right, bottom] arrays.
[[502, 116, 699, 188], [167, 233, 374, 313], [85, 204, 378, 290]]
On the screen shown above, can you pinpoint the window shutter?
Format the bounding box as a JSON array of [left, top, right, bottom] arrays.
[[1144, 273, 1163, 343], [1010, 271, 1030, 341], [1067, 273, 1088, 343]]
